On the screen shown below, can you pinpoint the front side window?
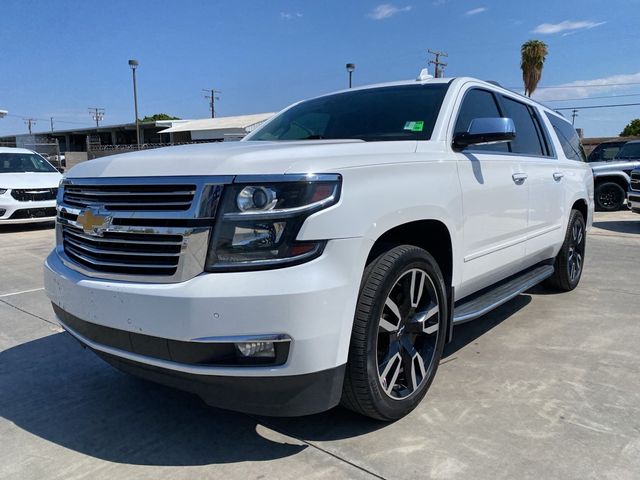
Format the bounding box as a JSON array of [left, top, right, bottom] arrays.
[[454, 88, 508, 152], [0, 153, 57, 173], [499, 96, 544, 156], [248, 84, 449, 142], [588, 143, 624, 162], [545, 113, 586, 162], [616, 142, 640, 159]]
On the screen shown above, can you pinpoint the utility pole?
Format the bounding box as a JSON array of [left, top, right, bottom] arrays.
[[428, 49, 448, 78], [50, 117, 54, 133], [571, 109, 578, 126], [23, 118, 36, 135], [203, 88, 221, 118], [88, 107, 105, 128]]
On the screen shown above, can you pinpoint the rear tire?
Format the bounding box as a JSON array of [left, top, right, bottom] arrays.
[[545, 209, 586, 292], [595, 181, 625, 211], [341, 245, 447, 421]]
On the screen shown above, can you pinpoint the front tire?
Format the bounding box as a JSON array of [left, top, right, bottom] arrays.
[[341, 245, 447, 421], [595, 181, 625, 211], [545, 209, 586, 291]]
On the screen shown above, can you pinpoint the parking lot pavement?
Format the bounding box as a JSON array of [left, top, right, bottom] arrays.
[[1, 212, 639, 480]]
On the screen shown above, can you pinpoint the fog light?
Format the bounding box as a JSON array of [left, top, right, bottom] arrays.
[[236, 341, 276, 358], [0, 208, 5, 216]]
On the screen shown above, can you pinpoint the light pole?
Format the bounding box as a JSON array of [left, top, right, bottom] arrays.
[[128, 59, 141, 148], [346, 63, 355, 88]]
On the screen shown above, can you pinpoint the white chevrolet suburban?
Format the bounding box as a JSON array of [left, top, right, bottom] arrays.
[[44, 73, 593, 420]]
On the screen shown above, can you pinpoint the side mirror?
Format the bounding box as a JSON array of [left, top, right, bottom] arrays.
[[453, 117, 516, 150]]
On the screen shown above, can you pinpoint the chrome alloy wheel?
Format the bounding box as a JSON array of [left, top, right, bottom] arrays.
[[377, 268, 440, 400], [567, 220, 585, 282]]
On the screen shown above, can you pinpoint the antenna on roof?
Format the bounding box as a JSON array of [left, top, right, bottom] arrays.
[[417, 68, 433, 81]]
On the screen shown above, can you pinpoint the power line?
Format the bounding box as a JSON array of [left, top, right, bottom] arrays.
[[88, 107, 105, 128], [23, 118, 36, 135], [554, 102, 640, 111], [546, 93, 640, 103], [428, 49, 448, 78], [508, 81, 640, 90], [203, 88, 221, 118]]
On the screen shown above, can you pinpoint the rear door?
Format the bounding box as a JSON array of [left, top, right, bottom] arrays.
[[451, 86, 529, 298], [497, 94, 565, 262]]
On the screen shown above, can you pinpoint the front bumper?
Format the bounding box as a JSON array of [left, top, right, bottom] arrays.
[[44, 237, 371, 415], [628, 191, 640, 213], [0, 196, 57, 224]]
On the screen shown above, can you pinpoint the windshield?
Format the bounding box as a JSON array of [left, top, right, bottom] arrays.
[[615, 143, 640, 159], [587, 143, 624, 162], [0, 153, 57, 173], [248, 84, 449, 142]]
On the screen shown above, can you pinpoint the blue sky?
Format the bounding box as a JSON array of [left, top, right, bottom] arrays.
[[1, 0, 639, 137]]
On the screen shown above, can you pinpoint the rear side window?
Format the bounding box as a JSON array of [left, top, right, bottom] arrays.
[[499, 96, 544, 156], [546, 113, 586, 161], [454, 89, 508, 152]]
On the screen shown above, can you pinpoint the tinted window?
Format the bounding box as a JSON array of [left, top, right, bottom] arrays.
[[0, 153, 57, 173], [546, 113, 586, 162], [454, 89, 508, 152], [588, 142, 625, 162], [249, 84, 449, 142], [500, 96, 544, 156], [616, 142, 640, 160]]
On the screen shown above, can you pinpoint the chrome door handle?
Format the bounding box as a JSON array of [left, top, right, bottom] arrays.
[[512, 173, 528, 185], [553, 172, 564, 181]]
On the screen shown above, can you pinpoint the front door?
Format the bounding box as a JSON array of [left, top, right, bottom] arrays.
[[451, 87, 530, 298]]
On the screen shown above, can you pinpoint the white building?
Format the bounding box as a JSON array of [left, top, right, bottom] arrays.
[[158, 113, 275, 141]]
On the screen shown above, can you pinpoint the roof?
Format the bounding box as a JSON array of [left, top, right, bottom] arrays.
[[0, 147, 34, 154], [159, 113, 275, 134]]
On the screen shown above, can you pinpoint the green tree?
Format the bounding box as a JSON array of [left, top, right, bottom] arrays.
[[521, 40, 549, 97], [620, 119, 640, 137], [141, 113, 180, 122]]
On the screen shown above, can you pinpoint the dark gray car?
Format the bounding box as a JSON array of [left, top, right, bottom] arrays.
[[591, 140, 640, 211]]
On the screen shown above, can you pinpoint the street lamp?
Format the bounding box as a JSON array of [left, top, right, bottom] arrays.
[[128, 59, 140, 148], [346, 63, 355, 88]]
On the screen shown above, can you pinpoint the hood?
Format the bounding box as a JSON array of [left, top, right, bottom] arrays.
[[591, 159, 640, 172], [65, 140, 422, 178], [0, 172, 62, 189]]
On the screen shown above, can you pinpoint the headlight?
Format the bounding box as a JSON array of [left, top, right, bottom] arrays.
[[0, 189, 7, 195], [205, 174, 341, 271]]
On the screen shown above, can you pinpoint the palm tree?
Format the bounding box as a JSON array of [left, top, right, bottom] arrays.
[[521, 40, 548, 97]]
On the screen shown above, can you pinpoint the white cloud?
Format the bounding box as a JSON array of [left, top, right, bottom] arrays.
[[532, 72, 640, 102], [368, 4, 412, 20], [466, 7, 487, 15], [280, 12, 303, 20], [532, 20, 606, 35]]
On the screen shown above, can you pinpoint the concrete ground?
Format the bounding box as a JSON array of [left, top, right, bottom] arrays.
[[1, 212, 639, 480]]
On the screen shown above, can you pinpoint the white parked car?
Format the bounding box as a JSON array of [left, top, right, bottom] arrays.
[[0, 147, 62, 224], [44, 73, 593, 420]]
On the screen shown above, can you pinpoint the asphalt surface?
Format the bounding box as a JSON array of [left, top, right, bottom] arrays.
[[1, 212, 639, 480]]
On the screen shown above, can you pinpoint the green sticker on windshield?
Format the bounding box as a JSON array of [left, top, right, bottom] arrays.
[[404, 121, 424, 132]]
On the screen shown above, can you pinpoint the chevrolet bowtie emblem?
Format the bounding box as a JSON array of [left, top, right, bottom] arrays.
[[76, 208, 112, 236]]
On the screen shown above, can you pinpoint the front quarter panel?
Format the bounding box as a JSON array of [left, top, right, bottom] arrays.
[[297, 159, 463, 287]]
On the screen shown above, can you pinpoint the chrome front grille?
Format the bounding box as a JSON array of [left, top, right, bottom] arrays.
[[63, 183, 196, 210], [62, 223, 183, 276], [631, 171, 640, 192], [12, 188, 58, 201], [55, 176, 232, 283]]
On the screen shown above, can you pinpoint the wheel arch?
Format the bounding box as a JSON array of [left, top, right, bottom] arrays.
[[365, 219, 455, 343], [593, 173, 630, 189], [571, 198, 589, 222]]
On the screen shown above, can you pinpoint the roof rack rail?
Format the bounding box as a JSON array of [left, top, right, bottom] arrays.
[[485, 80, 503, 87]]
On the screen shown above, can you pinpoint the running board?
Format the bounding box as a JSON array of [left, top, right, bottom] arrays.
[[452, 265, 554, 325]]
